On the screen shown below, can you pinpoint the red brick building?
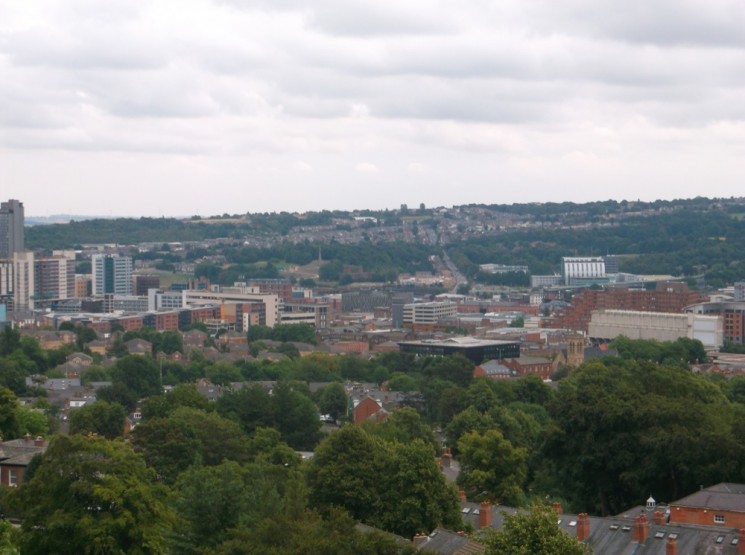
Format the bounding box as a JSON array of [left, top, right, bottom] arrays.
[[0, 436, 47, 487], [554, 282, 705, 333], [669, 483, 745, 530]]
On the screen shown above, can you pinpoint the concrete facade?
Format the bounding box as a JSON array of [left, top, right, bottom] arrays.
[[588, 309, 723, 349]]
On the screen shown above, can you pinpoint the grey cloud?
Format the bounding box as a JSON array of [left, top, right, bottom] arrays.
[[524, 0, 745, 47]]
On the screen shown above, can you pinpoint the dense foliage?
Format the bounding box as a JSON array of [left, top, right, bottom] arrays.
[[2, 330, 745, 551]]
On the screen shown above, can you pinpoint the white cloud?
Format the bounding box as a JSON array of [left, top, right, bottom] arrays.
[[1, 0, 744, 216], [354, 162, 380, 173]]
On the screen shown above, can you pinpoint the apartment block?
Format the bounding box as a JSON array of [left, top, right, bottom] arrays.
[[92, 254, 133, 295], [0, 200, 24, 259]]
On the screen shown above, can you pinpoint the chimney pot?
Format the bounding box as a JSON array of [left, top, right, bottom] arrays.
[[458, 490, 466, 503], [478, 502, 492, 529], [552, 502, 563, 514], [666, 536, 677, 555]]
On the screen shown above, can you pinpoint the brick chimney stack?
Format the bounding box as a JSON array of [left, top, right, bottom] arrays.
[[653, 511, 665, 525], [34, 436, 45, 447], [632, 514, 649, 544], [458, 490, 466, 503], [577, 513, 590, 542], [739, 530, 745, 555], [666, 536, 677, 555], [478, 502, 492, 529], [552, 502, 563, 514]]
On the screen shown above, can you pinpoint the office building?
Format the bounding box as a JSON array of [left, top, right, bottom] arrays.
[[0, 200, 24, 259], [133, 274, 160, 296], [685, 301, 745, 345], [402, 301, 457, 326], [92, 254, 133, 295], [34, 251, 76, 308], [183, 286, 281, 327], [12, 251, 34, 313], [0, 260, 12, 310], [398, 337, 520, 364]]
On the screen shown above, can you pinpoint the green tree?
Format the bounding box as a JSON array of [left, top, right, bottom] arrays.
[[69, 401, 127, 439], [318, 382, 348, 421], [370, 407, 437, 451], [308, 425, 461, 537], [546, 359, 741, 514], [273, 381, 321, 450], [0, 327, 20, 356], [16, 406, 47, 437], [481, 504, 587, 555], [140, 383, 210, 420], [0, 388, 20, 440], [169, 461, 288, 554], [111, 355, 161, 399], [132, 407, 250, 483], [0, 519, 20, 554], [17, 435, 173, 554], [509, 317, 525, 328], [457, 429, 528, 506]]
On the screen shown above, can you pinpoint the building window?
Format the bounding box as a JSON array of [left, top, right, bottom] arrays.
[[714, 514, 725, 524], [8, 469, 17, 487]]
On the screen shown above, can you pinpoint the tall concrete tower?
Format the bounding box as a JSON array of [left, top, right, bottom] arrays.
[[0, 199, 24, 259]]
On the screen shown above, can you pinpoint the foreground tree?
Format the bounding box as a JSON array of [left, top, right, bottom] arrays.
[[17, 435, 173, 554], [481, 504, 587, 555], [457, 429, 527, 506], [308, 425, 461, 537]]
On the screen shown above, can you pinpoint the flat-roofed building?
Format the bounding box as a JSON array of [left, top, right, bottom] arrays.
[[685, 301, 745, 345], [0, 199, 24, 259], [562, 256, 606, 285], [183, 287, 281, 327], [92, 254, 133, 296], [589, 309, 723, 349], [398, 337, 520, 364], [403, 301, 457, 326]]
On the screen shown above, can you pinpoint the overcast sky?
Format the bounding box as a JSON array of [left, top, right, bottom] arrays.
[[2, 0, 744, 217]]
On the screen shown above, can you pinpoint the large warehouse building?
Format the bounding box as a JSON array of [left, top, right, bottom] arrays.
[[588, 309, 722, 349]]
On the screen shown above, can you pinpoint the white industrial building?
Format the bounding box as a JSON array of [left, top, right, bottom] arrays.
[[562, 256, 606, 285], [588, 309, 722, 349]]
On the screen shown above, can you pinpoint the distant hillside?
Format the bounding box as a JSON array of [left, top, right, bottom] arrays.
[[26, 215, 110, 226]]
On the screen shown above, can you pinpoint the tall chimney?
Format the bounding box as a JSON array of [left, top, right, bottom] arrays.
[[635, 514, 649, 544], [478, 502, 492, 529], [653, 511, 665, 525], [577, 513, 591, 542], [552, 502, 563, 514], [458, 490, 466, 503], [666, 536, 677, 555]]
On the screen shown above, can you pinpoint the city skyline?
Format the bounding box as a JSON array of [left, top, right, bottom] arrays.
[[2, 0, 745, 217]]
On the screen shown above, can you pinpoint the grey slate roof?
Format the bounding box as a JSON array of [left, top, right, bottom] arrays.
[[672, 483, 745, 512]]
